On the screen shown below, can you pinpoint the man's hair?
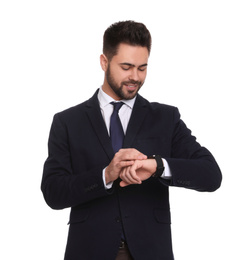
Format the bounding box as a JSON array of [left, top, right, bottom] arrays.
[[103, 20, 152, 60]]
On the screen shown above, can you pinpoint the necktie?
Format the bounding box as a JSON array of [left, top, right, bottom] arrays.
[[110, 102, 124, 153], [110, 102, 127, 240]]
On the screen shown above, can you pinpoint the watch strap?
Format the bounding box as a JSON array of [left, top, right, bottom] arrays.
[[147, 155, 165, 178]]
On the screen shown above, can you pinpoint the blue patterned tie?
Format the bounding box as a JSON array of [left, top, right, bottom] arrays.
[[110, 102, 124, 153]]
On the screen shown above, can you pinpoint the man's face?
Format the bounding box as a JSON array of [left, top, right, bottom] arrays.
[[102, 43, 149, 100]]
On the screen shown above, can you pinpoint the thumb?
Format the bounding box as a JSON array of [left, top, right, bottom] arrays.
[[119, 180, 129, 187]]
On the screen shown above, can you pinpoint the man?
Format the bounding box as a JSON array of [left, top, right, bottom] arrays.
[[41, 21, 222, 260]]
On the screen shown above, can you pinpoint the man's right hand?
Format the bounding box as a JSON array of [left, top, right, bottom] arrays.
[[105, 148, 147, 185]]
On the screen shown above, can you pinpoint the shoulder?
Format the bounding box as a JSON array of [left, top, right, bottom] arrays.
[[53, 90, 99, 122], [52, 101, 87, 123], [137, 94, 179, 116]]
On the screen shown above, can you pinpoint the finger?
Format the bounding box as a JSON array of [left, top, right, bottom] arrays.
[[120, 168, 133, 184], [117, 160, 135, 169], [120, 166, 141, 184], [120, 180, 130, 187], [117, 149, 147, 161], [128, 160, 143, 183], [127, 166, 141, 183]]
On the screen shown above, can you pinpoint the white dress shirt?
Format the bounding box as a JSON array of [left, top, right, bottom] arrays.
[[97, 87, 171, 188]]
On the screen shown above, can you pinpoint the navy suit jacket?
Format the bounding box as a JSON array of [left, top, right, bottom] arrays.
[[41, 90, 222, 260]]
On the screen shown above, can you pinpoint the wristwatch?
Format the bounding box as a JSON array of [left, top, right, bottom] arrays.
[[147, 155, 165, 178]]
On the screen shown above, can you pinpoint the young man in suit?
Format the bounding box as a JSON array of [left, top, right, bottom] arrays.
[[41, 21, 222, 260]]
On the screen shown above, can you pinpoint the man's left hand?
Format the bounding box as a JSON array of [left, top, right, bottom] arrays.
[[119, 159, 157, 187]]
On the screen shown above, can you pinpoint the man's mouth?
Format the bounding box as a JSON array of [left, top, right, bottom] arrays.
[[126, 84, 137, 88], [125, 84, 137, 92], [123, 81, 140, 91]]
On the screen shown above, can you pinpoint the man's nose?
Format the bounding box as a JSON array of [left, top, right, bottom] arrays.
[[129, 68, 139, 81]]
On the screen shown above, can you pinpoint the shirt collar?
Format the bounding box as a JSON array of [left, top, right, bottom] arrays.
[[98, 86, 136, 109]]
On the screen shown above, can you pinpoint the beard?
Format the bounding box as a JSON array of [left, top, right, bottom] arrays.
[[106, 65, 144, 100]]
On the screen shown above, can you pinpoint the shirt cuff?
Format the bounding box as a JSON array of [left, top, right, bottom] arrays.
[[102, 167, 113, 189], [161, 159, 172, 179]]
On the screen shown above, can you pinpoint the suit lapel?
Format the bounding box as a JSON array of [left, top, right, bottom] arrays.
[[123, 94, 149, 148], [85, 91, 149, 157], [85, 90, 115, 160]]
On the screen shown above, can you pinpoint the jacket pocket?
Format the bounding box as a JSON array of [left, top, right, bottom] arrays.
[[68, 207, 90, 224], [153, 208, 171, 224]]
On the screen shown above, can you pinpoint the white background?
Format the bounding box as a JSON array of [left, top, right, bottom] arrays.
[[1, 0, 237, 259]]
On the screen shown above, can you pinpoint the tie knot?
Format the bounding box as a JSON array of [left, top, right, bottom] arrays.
[[111, 102, 124, 112]]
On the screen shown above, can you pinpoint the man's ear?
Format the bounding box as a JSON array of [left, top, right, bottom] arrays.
[[100, 54, 108, 72]]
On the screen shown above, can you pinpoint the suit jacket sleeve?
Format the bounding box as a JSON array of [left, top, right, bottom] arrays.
[[161, 107, 222, 192], [41, 112, 112, 210]]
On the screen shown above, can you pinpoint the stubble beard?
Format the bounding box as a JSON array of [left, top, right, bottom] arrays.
[[106, 66, 144, 100]]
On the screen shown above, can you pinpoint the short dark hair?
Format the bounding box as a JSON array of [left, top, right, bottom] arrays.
[[103, 20, 152, 60]]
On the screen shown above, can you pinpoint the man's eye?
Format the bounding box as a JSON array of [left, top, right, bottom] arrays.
[[121, 66, 130, 71], [138, 67, 147, 72]]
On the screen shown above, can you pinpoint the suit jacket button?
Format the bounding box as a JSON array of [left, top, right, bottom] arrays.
[[115, 217, 121, 223]]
